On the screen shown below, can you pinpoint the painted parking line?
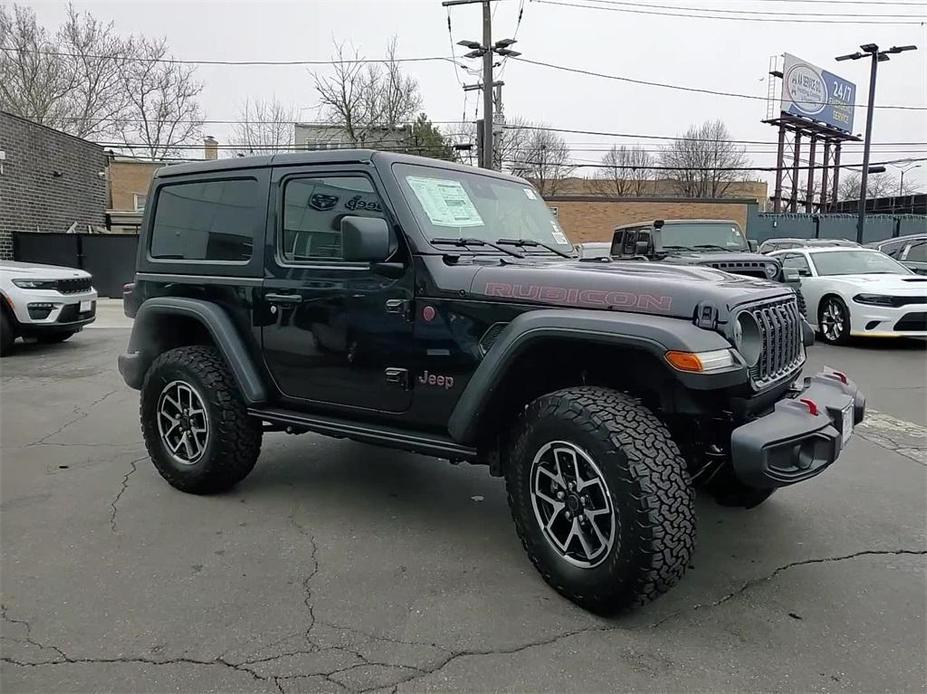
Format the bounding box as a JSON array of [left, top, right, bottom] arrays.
[[855, 409, 927, 466]]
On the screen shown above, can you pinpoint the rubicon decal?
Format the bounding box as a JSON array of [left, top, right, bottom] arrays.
[[483, 282, 672, 312]]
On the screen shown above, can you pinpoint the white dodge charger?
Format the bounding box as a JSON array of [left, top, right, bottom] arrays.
[[768, 246, 927, 344]]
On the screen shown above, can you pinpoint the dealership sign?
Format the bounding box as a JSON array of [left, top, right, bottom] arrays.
[[781, 53, 856, 133]]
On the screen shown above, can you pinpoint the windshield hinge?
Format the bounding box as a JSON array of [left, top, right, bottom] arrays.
[[385, 298, 413, 321]]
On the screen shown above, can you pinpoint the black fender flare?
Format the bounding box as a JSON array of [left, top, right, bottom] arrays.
[[447, 308, 743, 445], [118, 297, 267, 404]]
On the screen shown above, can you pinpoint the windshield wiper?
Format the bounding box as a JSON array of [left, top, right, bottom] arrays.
[[431, 237, 524, 258], [692, 244, 737, 252], [496, 237, 572, 259]]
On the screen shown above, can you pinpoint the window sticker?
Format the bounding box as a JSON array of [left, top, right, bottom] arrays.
[[523, 188, 537, 200], [550, 219, 568, 245], [406, 176, 484, 227]]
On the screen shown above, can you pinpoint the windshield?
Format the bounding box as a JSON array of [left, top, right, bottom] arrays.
[[660, 223, 748, 251], [810, 250, 913, 276], [393, 163, 573, 253]]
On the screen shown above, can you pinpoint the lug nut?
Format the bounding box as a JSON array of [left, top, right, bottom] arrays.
[[564, 511, 572, 520], [556, 490, 565, 500]]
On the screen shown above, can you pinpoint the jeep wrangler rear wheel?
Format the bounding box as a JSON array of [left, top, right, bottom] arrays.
[[506, 386, 695, 614], [141, 345, 262, 494]]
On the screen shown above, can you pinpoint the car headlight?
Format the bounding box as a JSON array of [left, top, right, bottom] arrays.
[[853, 293, 896, 306], [665, 348, 738, 373], [733, 311, 763, 367], [764, 263, 779, 279], [11, 279, 58, 290]]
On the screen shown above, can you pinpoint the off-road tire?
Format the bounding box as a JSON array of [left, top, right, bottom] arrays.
[[141, 345, 262, 494], [818, 295, 851, 346], [36, 331, 76, 344], [505, 386, 695, 614], [701, 465, 776, 509], [0, 310, 14, 356]]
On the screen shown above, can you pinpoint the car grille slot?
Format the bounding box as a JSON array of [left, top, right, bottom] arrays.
[[746, 296, 804, 389], [57, 277, 92, 294], [708, 261, 768, 279]]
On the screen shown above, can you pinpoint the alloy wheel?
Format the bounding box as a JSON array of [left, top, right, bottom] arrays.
[[157, 380, 209, 465], [530, 441, 616, 568], [821, 300, 845, 342]]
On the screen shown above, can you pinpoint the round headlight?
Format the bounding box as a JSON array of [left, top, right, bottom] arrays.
[[764, 263, 778, 279], [734, 311, 762, 367]]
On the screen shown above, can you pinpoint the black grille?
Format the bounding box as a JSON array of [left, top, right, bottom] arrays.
[[57, 301, 96, 323], [893, 312, 927, 331], [56, 277, 92, 294], [745, 296, 804, 389], [706, 261, 769, 279]]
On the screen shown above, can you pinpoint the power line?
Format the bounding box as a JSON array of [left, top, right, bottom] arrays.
[[534, 0, 927, 23], [681, 0, 927, 5], [505, 123, 927, 146], [503, 155, 927, 171], [511, 57, 927, 110], [581, 0, 925, 18], [0, 46, 457, 66]]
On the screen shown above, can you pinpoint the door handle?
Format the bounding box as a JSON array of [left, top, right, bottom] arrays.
[[266, 293, 303, 305]]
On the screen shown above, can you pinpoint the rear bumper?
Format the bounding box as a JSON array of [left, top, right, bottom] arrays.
[[731, 370, 865, 489]]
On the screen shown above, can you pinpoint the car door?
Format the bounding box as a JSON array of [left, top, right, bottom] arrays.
[[260, 167, 414, 413], [780, 252, 822, 324], [900, 239, 927, 275]]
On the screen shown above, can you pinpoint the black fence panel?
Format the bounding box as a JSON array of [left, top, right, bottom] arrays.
[[13, 232, 80, 269], [81, 235, 139, 298], [13, 232, 138, 298]]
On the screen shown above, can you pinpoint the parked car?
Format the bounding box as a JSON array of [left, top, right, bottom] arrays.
[[768, 246, 927, 344], [118, 150, 864, 614], [866, 234, 927, 275], [0, 261, 97, 356], [759, 238, 859, 254], [575, 241, 611, 259]]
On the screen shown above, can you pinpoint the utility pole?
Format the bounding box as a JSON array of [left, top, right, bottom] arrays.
[[836, 43, 917, 243], [444, 0, 519, 170]]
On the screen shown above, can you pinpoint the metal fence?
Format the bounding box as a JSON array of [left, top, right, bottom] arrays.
[[747, 213, 927, 244], [12, 232, 138, 298]]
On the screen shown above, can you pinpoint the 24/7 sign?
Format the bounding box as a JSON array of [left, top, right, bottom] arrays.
[[781, 53, 856, 134]]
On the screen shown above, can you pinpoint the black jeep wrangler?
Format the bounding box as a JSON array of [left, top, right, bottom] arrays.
[[118, 151, 864, 614], [609, 219, 806, 314]]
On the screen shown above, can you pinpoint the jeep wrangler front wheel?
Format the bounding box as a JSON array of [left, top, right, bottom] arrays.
[[141, 345, 262, 494], [506, 387, 695, 613]]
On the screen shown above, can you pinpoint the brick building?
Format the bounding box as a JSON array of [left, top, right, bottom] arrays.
[[0, 111, 107, 257]]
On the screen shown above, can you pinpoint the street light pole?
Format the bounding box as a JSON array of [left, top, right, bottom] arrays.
[[836, 43, 917, 243]]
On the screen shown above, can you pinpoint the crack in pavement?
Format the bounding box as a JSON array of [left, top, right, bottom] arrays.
[[26, 389, 119, 447], [649, 548, 927, 628], [109, 456, 146, 533]]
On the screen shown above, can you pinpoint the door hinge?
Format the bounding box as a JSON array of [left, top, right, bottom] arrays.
[[385, 298, 412, 320], [384, 367, 410, 390]]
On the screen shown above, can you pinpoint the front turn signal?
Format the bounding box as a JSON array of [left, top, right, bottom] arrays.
[[665, 349, 737, 373]]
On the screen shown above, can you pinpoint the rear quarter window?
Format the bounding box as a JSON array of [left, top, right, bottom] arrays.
[[150, 178, 263, 262]]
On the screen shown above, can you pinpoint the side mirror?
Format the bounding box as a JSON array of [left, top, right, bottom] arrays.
[[748, 239, 759, 252], [341, 216, 392, 262]]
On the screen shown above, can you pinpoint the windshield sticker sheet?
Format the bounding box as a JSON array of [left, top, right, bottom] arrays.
[[523, 188, 537, 200], [550, 219, 568, 245], [406, 176, 484, 227]]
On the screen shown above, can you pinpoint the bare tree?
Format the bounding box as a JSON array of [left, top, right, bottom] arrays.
[[509, 125, 574, 196], [232, 98, 296, 155], [594, 145, 653, 197], [118, 36, 203, 160], [311, 37, 421, 148], [838, 170, 915, 201], [659, 120, 750, 198], [0, 5, 80, 131]]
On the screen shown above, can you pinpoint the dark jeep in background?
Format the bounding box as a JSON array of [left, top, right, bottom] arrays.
[[118, 151, 864, 614]]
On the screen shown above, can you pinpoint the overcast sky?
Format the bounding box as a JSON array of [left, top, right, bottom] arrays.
[[27, 0, 927, 190]]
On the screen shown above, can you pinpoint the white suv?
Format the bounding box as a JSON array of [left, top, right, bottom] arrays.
[[0, 260, 97, 356]]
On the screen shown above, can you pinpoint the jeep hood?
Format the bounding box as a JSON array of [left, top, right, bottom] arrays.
[[463, 258, 792, 319]]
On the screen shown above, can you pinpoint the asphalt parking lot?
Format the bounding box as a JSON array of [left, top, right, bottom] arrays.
[[1, 318, 925, 693]]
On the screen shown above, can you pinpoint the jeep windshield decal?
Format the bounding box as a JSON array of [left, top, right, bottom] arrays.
[[394, 163, 574, 255]]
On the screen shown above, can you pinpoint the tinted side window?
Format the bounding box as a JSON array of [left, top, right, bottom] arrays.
[[878, 240, 904, 258], [623, 230, 638, 255], [282, 176, 384, 262], [150, 179, 262, 262], [781, 253, 811, 276], [903, 240, 926, 262], [610, 231, 625, 256]]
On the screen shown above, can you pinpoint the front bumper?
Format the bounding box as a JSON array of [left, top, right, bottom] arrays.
[[731, 370, 866, 489], [849, 301, 927, 338]]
